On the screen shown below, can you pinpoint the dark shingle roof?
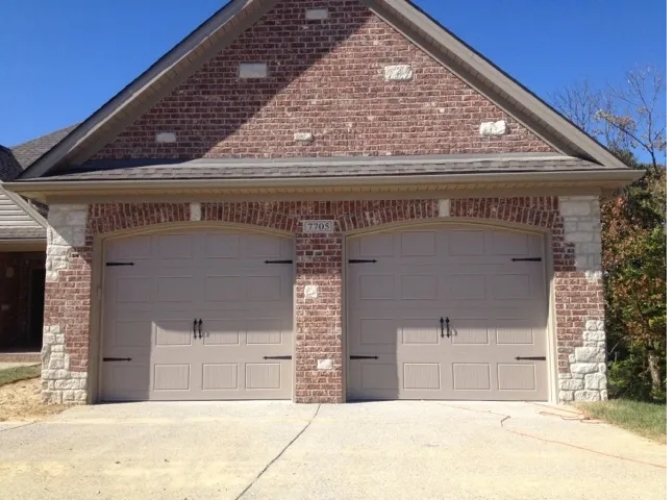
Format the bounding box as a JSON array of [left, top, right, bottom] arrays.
[[10, 124, 79, 169], [0, 146, 23, 181], [30, 153, 608, 182]]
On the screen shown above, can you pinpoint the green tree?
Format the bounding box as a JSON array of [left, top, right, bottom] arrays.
[[602, 162, 666, 400], [552, 67, 666, 402]]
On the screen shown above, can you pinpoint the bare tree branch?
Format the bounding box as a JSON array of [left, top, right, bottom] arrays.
[[550, 66, 666, 168]]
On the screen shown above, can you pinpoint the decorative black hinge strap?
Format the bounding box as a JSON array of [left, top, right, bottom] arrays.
[[350, 355, 379, 360], [264, 260, 293, 264], [263, 355, 292, 360], [348, 259, 378, 264], [514, 356, 546, 361], [103, 357, 132, 362], [106, 262, 135, 267], [511, 257, 542, 262]]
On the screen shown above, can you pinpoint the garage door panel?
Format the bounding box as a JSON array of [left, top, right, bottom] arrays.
[[245, 363, 281, 390], [106, 235, 152, 260], [400, 274, 438, 300], [358, 232, 396, 257], [498, 363, 536, 391], [348, 224, 548, 402], [157, 276, 195, 302], [403, 363, 440, 390], [102, 364, 151, 401], [202, 363, 239, 390], [452, 363, 491, 391], [109, 320, 152, 349], [154, 320, 194, 347], [156, 234, 195, 259], [447, 229, 486, 256], [400, 231, 437, 256], [204, 233, 241, 258], [153, 364, 191, 391], [115, 277, 153, 303], [401, 319, 440, 345], [496, 319, 535, 345], [450, 319, 490, 345], [102, 230, 294, 402]]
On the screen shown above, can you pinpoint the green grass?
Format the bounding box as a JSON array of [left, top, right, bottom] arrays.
[[0, 364, 41, 388], [576, 399, 666, 443]]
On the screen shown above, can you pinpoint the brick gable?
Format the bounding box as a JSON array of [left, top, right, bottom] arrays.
[[93, 0, 553, 161]]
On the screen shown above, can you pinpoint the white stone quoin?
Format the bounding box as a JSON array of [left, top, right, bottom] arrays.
[[558, 196, 608, 403], [479, 120, 508, 136], [384, 65, 413, 81], [42, 205, 90, 404]]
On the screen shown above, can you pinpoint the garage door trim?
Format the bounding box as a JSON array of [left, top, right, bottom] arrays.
[[343, 219, 558, 403], [90, 222, 296, 403]]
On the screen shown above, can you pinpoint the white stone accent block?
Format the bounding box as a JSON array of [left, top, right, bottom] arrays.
[[294, 132, 314, 143], [438, 199, 451, 217], [317, 359, 334, 370], [575, 346, 605, 363], [574, 390, 602, 401], [46, 205, 88, 282], [559, 378, 585, 391], [190, 203, 201, 222], [304, 285, 318, 299], [305, 8, 328, 20], [560, 196, 602, 272], [156, 132, 176, 143], [558, 390, 574, 402], [239, 63, 268, 79], [384, 65, 414, 81], [570, 363, 599, 375], [585, 373, 607, 391], [479, 120, 508, 136]]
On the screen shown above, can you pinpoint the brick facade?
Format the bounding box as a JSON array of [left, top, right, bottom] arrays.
[[39, 1, 606, 404], [42, 197, 606, 404], [93, 0, 552, 161]]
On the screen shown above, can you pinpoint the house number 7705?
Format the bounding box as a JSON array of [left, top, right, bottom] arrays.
[[302, 220, 336, 233]]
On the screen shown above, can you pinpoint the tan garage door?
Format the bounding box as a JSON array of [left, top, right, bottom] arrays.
[[100, 229, 294, 401], [347, 224, 548, 401]]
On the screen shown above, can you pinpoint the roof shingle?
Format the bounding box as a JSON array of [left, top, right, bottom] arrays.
[[30, 154, 610, 182], [10, 124, 79, 169]]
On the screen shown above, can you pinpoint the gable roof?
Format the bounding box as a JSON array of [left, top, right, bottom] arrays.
[[17, 0, 633, 182], [10, 124, 79, 170]]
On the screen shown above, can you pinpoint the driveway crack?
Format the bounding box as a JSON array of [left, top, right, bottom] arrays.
[[235, 404, 321, 499]]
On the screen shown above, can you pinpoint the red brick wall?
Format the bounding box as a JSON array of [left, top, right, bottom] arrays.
[[41, 197, 592, 403], [93, 0, 552, 161]]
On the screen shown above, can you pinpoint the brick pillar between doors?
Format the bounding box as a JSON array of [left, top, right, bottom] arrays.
[[294, 230, 344, 403]]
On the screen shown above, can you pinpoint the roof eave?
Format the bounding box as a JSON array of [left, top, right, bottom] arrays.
[[4, 170, 643, 202]]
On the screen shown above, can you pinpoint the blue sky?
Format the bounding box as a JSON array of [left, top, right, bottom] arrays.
[[0, 0, 664, 146]]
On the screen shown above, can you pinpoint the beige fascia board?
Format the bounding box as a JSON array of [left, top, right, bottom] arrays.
[[373, 0, 628, 170], [4, 170, 642, 202]]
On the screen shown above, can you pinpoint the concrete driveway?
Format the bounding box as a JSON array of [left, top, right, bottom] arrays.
[[0, 401, 663, 500]]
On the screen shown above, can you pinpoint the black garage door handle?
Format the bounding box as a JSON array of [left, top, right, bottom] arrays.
[[103, 357, 132, 362]]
